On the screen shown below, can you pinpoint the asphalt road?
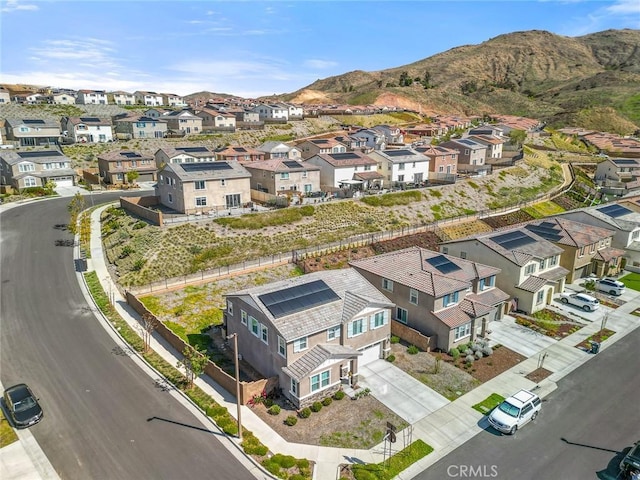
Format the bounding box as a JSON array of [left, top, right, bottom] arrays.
[[415, 326, 640, 480], [0, 195, 255, 480]]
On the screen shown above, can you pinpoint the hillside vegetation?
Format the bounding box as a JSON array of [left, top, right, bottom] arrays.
[[279, 29, 640, 134]]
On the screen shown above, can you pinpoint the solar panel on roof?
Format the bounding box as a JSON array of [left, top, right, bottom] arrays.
[[525, 225, 563, 242], [426, 255, 461, 274], [597, 204, 632, 218], [259, 279, 340, 318], [80, 117, 101, 122], [457, 139, 476, 145], [329, 153, 360, 160], [233, 147, 247, 152], [178, 147, 209, 153], [283, 160, 302, 168], [491, 230, 535, 250], [121, 151, 142, 158], [23, 119, 46, 124], [384, 150, 414, 157], [181, 162, 233, 172], [313, 139, 329, 144], [613, 159, 637, 165], [17, 150, 63, 158]]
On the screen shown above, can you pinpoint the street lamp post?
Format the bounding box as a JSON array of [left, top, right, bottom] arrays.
[[227, 332, 242, 440]]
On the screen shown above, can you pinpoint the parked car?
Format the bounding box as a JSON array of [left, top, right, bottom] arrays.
[[488, 389, 541, 435], [3, 383, 43, 429], [620, 440, 640, 478], [595, 277, 626, 296], [559, 292, 600, 311]]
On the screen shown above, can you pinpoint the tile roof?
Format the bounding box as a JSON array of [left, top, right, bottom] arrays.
[[282, 344, 360, 382], [242, 159, 319, 172], [516, 275, 548, 293], [432, 298, 493, 328], [536, 266, 570, 281], [227, 269, 393, 341], [161, 160, 251, 182], [594, 246, 626, 261], [525, 217, 615, 247], [311, 151, 378, 167]]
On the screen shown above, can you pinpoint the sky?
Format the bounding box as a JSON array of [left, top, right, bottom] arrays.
[[1, 0, 639, 98]]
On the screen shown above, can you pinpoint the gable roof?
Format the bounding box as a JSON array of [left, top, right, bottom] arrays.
[[524, 218, 615, 248], [0, 148, 70, 165], [283, 344, 360, 382], [369, 149, 430, 164], [64, 116, 112, 127], [242, 158, 319, 173], [98, 150, 153, 162], [310, 151, 378, 167], [226, 269, 393, 341], [155, 145, 216, 159], [161, 160, 250, 182]]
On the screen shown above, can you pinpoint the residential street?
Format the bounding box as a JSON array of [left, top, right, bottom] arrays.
[[0, 195, 256, 480], [414, 326, 640, 480]]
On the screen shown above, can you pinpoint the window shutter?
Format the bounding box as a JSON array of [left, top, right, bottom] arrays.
[[362, 319, 367, 333], [370, 315, 375, 330], [347, 322, 353, 338], [384, 310, 389, 325]]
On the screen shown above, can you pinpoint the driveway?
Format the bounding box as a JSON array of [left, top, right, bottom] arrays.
[[488, 315, 557, 357], [358, 359, 450, 424]]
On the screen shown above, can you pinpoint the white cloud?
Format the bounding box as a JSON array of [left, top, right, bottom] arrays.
[[1, 0, 38, 13], [304, 59, 338, 69], [606, 0, 640, 14]]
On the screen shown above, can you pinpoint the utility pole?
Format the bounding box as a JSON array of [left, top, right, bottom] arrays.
[[227, 333, 242, 440]]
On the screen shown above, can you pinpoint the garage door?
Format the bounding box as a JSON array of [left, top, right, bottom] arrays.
[[138, 173, 154, 182], [359, 342, 381, 366], [54, 176, 74, 187]]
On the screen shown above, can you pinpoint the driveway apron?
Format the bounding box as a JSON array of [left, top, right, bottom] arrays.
[[488, 315, 557, 357], [358, 359, 450, 424]]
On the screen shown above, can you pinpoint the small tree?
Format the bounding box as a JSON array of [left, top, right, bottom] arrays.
[[509, 129, 527, 147], [44, 180, 57, 195], [140, 312, 159, 353], [67, 192, 86, 235], [177, 346, 209, 389], [126, 170, 139, 185]]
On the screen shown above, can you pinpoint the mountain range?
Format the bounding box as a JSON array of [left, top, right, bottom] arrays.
[[269, 29, 640, 134]]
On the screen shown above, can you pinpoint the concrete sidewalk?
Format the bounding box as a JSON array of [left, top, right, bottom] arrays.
[[5, 200, 640, 480]]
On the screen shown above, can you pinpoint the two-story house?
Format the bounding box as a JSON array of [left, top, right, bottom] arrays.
[[161, 93, 187, 108], [415, 144, 459, 183], [154, 146, 216, 168], [524, 218, 623, 282], [594, 158, 640, 195], [440, 228, 569, 315], [256, 141, 302, 160], [46, 92, 76, 105], [252, 104, 289, 121], [113, 115, 167, 140], [305, 151, 383, 190], [371, 125, 404, 145], [97, 150, 156, 184], [0, 86, 11, 104], [0, 149, 76, 189], [284, 103, 304, 119], [555, 199, 640, 268], [76, 90, 107, 105], [4, 118, 61, 147], [61, 117, 113, 143], [162, 110, 203, 135], [195, 108, 237, 131], [468, 135, 505, 161], [440, 138, 490, 176], [297, 138, 347, 160], [156, 161, 251, 214], [368, 148, 430, 187], [215, 145, 265, 163], [110, 91, 136, 106], [134, 91, 164, 106], [243, 159, 321, 194], [350, 128, 387, 151], [224, 269, 394, 408], [351, 247, 509, 352]]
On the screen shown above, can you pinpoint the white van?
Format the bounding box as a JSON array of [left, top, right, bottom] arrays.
[[488, 389, 541, 435]]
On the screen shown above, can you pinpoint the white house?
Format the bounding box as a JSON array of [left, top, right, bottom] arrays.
[[111, 91, 136, 106], [252, 104, 289, 120], [306, 151, 383, 190], [134, 91, 164, 106], [76, 90, 108, 105], [60, 117, 114, 143], [368, 148, 430, 186]]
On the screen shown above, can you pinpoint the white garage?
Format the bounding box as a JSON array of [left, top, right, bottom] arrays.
[[358, 342, 382, 366], [53, 176, 74, 187]]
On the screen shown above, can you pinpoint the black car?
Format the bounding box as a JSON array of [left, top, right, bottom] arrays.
[[621, 441, 640, 478], [3, 383, 43, 429]]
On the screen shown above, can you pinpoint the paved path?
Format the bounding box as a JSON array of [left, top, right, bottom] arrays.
[[488, 315, 558, 357]]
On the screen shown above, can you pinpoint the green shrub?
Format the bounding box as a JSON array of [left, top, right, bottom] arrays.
[[390, 335, 400, 344], [298, 407, 312, 418], [241, 432, 269, 456], [407, 345, 419, 355], [386, 354, 396, 362], [264, 398, 274, 408], [449, 347, 460, 359], [299, 205, 315, 216], [310, 401, 323, 413], [322, 397, 332, 406], [333, 390, 346, 400], [268, 404, 281, 415], [296, 458, 310, 469], [285, 415, 298, 426], [273, 453, 297, 469]]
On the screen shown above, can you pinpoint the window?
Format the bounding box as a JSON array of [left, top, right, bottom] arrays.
[[195, 197, 207, 206], [226, 300, 233, 315], [396, 307, 408, 324], [195, 180, 205, 190], [454, 322, 471, 340], [240, 310, 247, 326], [290, 378, 298, 396], [550, 255, 558, 266], [398, 163, 405, 170], [327, 325, 341, 341], [168, 193, 173, 203], [278, 336, 286, 358], [590, 243, 596, 253], [226, 193, 241, 208], [18, 163, 35, 172], [398, 175, 404, 182], [364, 164, 371, 171], [382, 278, 393, 291], [460, 252, 467, 259], [539, 259, 545, 269], [293, 337, 307, 352], [371, 311, 386, 329], [409, 289, 418, 305], [249, 317, 259, 336], [349, 318, 365, 337], [579, 246, 585, 257], [525, 264, 536, 275], [443, 291, 459, 307], [310, 370, 330, 392], [438, 165, 444, 173], [24, 177, 37, 187], [536, 290, 544, 304], [479, 278, 485, 290], [486, 275, 495, 287], [280, 172, 290, 179], [261, 324, 268, 344]]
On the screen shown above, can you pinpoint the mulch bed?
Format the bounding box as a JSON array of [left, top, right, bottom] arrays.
[[441, 345, 527, 383], [514, 310, 583, 339], [575, 328, 616, 351], [525, 367, 553, 383]]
